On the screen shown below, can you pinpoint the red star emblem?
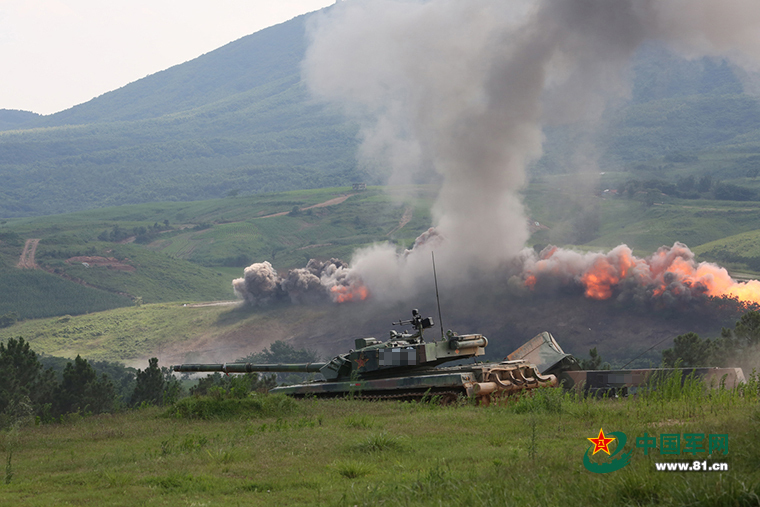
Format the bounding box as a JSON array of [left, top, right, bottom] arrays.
[[355, 355, 368, 369], [587, 428, 616, 455]]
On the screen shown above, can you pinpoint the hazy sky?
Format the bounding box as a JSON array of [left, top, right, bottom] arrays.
[[0, 0, 334, 115]]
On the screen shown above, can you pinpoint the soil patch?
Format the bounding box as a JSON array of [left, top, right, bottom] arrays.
[[17, 238, 40, 269], [387, 206, 413, 236], [258, 194, 354, 218], [66, 256, 136, 272]]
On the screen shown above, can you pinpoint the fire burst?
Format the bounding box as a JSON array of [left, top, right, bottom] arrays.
[[330, 283, 370, 303], [524, 243, 760, 306]]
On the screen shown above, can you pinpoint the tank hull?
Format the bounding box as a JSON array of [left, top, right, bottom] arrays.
[[270, 362, 557, 402]]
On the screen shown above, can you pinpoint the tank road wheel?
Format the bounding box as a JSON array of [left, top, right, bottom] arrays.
[[438, 392, 459, 405]]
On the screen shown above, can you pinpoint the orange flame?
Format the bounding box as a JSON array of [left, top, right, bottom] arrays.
[[524, 243, 760, 306], [581, 257, 620, 300], [330, 283, 370, 303]]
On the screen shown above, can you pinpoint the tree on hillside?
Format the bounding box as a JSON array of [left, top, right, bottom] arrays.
[[0, 337, 57, 426], [713, 310, 760, 365], [130, 358, 164, 406], [663, 311, 760, 368], [0, 312, 18, 328], [662, 332, 713, 367], [730, 310, 760, 346], [578, 348, 610, 370], [130, 358, 182, 407], [53, 355, 115, 416], [189, 372, 276, 397]]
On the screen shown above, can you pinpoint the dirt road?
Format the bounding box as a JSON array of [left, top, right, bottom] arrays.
[[387, 206, 413, 236], [259, 194, 354, 218], [17, 238, 40, 269]]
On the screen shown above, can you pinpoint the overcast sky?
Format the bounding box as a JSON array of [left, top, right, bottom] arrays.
[[0, 0, 334, 115]]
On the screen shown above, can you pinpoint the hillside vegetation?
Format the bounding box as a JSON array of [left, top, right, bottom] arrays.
[[0, 186, 433, 323], [2, 11, 760, 217], [2, 181, 760, 363]]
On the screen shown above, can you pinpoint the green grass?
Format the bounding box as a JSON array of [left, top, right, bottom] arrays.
[[525, 173, 760, 258], [0, 186, 436, 319], [693, 230, 760, 271], [0, 302, 338, 363], [0, 383, 757, 506], [0, 303, 235, 362]]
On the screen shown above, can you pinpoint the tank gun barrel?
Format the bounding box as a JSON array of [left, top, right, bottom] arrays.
[[174, 362, 327, 374]]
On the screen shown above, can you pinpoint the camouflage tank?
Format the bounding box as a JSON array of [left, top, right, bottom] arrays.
[[174, 309, 556, 403]]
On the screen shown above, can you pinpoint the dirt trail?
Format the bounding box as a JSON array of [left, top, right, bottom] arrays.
[[17, 238, 40, 269], [184, 301, 240, 308], [259, 194, 354, 218], [387, 206, 414, 236]]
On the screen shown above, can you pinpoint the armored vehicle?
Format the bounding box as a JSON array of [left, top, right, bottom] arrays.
[[508, 331, 747, 396], [174, 309, 556, 403]]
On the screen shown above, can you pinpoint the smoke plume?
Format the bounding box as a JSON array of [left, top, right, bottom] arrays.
[[298, 0, 760, 303], [232, 258, 367, 305]]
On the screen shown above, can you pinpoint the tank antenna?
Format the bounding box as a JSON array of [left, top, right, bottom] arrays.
[[432, 251, 444, 340]]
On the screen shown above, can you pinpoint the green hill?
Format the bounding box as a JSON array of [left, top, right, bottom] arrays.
[[2, 10, 760, 217], [1, 182, 759, 368], [0, 186, 433, 321], [0, 13, 363, 217]]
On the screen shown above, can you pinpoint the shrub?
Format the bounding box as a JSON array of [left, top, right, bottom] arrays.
[[165, 393, 298, 420]]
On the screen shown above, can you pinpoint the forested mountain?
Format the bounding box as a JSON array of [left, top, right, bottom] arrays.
[[26, 14, 313, 126], [0, 11, 363, 217], [2, 10, 760, 217], [0, 109, 41, 130]]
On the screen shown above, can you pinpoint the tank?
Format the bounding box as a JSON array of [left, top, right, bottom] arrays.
[[174, 309, 557, 403]]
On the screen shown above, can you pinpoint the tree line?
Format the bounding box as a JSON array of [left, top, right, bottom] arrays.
[[0, 337, 181, 429], [662, 310, 760, 368], [576, 309, 760, 372], [0, 337, 315, 429]]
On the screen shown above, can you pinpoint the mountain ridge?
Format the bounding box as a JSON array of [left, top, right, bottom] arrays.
[[2, 8, 760, 218]]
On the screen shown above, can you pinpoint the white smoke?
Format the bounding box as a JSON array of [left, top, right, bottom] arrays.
[[300, 0, 760, 303]]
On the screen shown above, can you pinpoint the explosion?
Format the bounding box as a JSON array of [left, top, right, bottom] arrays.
[[522, 243, 760, 307], [300, 0, 760, 305], [232, 258, 368, 305], [238, 0, 760, 309], [330, 284, 370, 303]]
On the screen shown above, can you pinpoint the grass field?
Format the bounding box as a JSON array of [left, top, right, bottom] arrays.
[[0, 381, 757, 506], [0, 303, 246, 364], [0, 302, 339, 366], [526, 173, 760, 260]]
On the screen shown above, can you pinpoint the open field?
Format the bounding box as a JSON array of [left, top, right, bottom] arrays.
[[0, 186, 435, 320], [3, 180, 760, 322], [525, 172, 760, 257], [3, 182, 760, 368], [5, 176, 760, 368], [0, 384, 758, 506]]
